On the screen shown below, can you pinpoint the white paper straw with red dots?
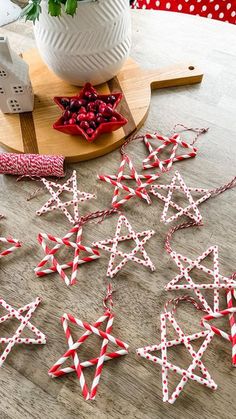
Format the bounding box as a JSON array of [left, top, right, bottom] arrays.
[[0, 297, 46, 367], [159, 171, 204, 224]]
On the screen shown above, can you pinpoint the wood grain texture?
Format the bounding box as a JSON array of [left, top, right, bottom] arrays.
[[0, 50, 202, 162], [0, 10, 236, 419], [19, 112, 39, 154]]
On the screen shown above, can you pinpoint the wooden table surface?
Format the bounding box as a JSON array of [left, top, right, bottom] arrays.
[[0, 10, 236, 419]]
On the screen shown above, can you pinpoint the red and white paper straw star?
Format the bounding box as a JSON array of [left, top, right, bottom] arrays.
[[48, 286, 128, 401], [0, 297, 46, 367], [93, 214, 155, 278], [165, 245, 236, 314], [137, 310, 216, 404], [37, 170, 96, 224], [142, 132, 198, 170], [150, 171, 211, 224], [98, 154, 153, 208], [35, 223, 100, 287]]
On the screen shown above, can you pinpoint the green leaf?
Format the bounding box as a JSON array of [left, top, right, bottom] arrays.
[[48, 0, 62, 17], [20, 2, 42, 24], [64, 0, 78, 16]]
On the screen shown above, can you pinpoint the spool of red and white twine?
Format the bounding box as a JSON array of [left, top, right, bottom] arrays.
[[0, 153, 65, 178]]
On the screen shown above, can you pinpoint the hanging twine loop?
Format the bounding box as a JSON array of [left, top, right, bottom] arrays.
[[120, 134, 144, 156], [79, 208, 119, 226], [209, 175, 236, 198], [165, 220, 203, 255], [164, 295, 207, 314], [103, 284, 114, 312], [172, 124, 209, 145]]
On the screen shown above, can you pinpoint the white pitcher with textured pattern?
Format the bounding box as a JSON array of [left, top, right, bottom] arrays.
[[34, 0, 131, 85]]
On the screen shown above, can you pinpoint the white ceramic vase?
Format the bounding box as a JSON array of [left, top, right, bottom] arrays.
[[34, 0, 132, 86]]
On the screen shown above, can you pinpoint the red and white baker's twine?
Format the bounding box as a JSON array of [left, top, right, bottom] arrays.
[[0, 297, 46, 367], [0, 153, 65, 178]]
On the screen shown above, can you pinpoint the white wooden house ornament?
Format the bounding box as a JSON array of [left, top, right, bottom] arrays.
[[0, 36, 34, 114]]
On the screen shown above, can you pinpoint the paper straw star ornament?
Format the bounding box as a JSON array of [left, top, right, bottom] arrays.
[[37, 170, 96, 224], [35, 222, 100, 287], [136, 296, 217, 404], [48, 285, 129, 401], [98, 153, 152, 209], [0, 297, 46, 367], [142, 132, 198, 171], [150, 171, 211, 224], [151, 172, 236, 225], [165, 222, 236, 314], [93, 214, 155, 278]]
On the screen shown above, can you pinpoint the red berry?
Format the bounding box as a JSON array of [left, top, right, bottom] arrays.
[[87, 102, 97, 112], [96, 116, 105, 124], [86, 128, 94, 136], [78, 106, 87, 114], [69, 99, 78, 110], [89, 121, 97, 130], [71, 112, 77, 119], [69, 118, 76, 125], [95, 99, 103, 107], [61, 98, 70, 107], [80, 121, 90, 130], [110, 116, 118, 122], [77, 113, 87, 122], [99, 104, 106, 114], [87, 112, 95, 121], [107, 95, 116, 104], [84, 91, 93, 100], [78, 99, 87, 107], [63, 110, 71, 120]]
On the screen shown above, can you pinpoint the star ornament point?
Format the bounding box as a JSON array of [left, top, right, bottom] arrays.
[[166, 245, 236, 314], [150, 171, 211, 224], [93, 215, 156, 278], [0, 297, 46, 367], [0, 236, 22, 259], [137, 311, 217, 404], [37, 170, 96, 224], [48, 309, 129, 401]]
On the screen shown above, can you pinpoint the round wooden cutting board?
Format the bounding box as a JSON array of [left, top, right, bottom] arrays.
[[0, 48, 203, 162]]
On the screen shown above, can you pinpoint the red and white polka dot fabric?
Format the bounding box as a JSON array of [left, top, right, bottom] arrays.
[[132, 1, 236, 24]]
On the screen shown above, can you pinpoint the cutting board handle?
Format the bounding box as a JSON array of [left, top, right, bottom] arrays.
[[144, 64, 203, 89]]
